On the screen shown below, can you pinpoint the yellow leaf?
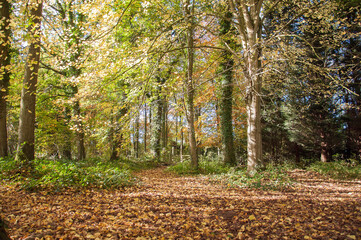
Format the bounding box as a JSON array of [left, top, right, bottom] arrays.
[[249, 215, 256, 221], [86, 233, 95, 239], [347, 236, 356, 240]]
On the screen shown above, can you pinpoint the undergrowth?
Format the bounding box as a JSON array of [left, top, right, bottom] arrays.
[[308, 160, 361, 180], [167, 157, 295, 190], [167, 157, 231, 175], [0, 157, 136, 191], [210, 163, 295, 191]]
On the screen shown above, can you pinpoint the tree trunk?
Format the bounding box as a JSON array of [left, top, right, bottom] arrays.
[[162, 99, 168, 159], [0, 217, 11, 240], [144, 102, 147, 153], [109, 106, 127, 161], [73, 100, 86, 161], [150, 76, 163, 161], [219, 8, 236, 165], [184, 0, 198, 168], [0, 0, 11, 158], [135, 109, 140, 158], [62, 106, 72, 159], [16, 1, 43, 162], [180, 115, 184, 161], [228, 0, 264, 175], [246, 65, 263, 174], [320, 131, 331, 162], [110, 132, 122, 161]]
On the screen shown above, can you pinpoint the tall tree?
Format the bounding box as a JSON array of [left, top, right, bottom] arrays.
[[218, 6, 236, 165], [0, 0, 11, 158], [41, 0, 88, 160], [228, 0, 263, 174], [150, 73, 164, 161], [16, 0, 43, 162], [183, 0, 198, 168], [337, 0, 361, 160]]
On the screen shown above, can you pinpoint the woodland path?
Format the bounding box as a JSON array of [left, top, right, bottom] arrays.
[[1, 167, 361, 239]]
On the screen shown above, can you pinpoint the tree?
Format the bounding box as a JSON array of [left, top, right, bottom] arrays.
[[227, 0, 263, 174], [218, 5, 236, 165], [261, 0, 350, 163], [337, 0, 361, 160], [16, 0, 43, 162], [150, 74, 163, 161], [0, 217, 11, 240], [41, 0, 90, 160], [183, 0, 198, 169], [0, 0, 11, 158]]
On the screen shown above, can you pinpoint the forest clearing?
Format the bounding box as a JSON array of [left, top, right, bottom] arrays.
[[1, 0, 361, 239], [1, 167, 361, 239]]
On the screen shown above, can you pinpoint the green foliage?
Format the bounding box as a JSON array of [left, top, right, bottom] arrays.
[[308, 161, 361, 180], [0, 158, 135, 191], [167, 154, 232, 175], [211, 163, 295, 191], [116, 156, 161, 171]]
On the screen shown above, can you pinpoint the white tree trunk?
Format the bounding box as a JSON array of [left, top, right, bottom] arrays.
[[228, 0, 264, 174]]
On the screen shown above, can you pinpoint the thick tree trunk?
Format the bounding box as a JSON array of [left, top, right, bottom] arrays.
[[228, 0, 264, 175], [246, 69, 263, 174], [184, 0, 198, 168], [150, 76, 163, 161], [109, 106, 127, 161], [73, 100, 86, 161], [110, 132, 122, 161], [219, 9, 236, 165], [0, 0, 11, 158], [0, 217, 11, 240], [16, 1, 43, 162], [320, 131, 331, 162], [61, 106, 72, 159]]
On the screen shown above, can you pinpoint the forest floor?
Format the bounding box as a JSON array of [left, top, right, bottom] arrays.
[[1, 167, 361, 239]]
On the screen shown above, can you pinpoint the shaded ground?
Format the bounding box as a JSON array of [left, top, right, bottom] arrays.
[[1, 168, 361, 239]]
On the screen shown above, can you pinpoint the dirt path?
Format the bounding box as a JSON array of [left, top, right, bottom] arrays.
[[1, 168, 361, 239]]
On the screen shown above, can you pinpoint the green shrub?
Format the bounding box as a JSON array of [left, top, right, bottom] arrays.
[[0, 158, 136, 191], [210, 163, 295, 191], [308, 161, 361, 179]]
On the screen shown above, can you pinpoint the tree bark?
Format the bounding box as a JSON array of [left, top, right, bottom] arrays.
[[16, 0, 43, 162], [180, 115, 184, 161], [0, 217, 11, 240], [144, 102, 147, 153], [135, 109, 140, 158], [219, 8, 236, 165], [73, 99, 86, 161], [0, 0, 11, 158], [150, 76, 163, 161], [109, 106, 127, 161], [228, 0, 264, 175], [162, 99, 168, 159], [184, 0, 198, 168], [61, 106, 72, 159], [320, 131, 331, 162]]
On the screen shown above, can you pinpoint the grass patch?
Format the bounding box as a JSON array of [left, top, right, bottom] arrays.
[[118, 157, 162, 171], [210, 163, 295, 191], [167, 159, 232, 175], [308, 161, 361, 180], [0, 157, 136, 191]]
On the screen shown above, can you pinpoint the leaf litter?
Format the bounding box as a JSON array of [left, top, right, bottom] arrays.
[[1, 168, 360, 239]]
